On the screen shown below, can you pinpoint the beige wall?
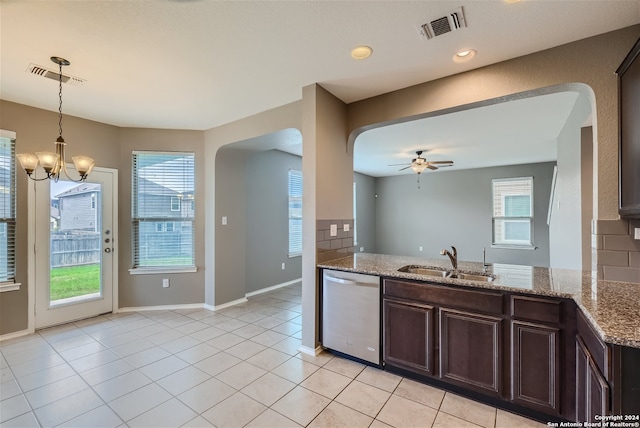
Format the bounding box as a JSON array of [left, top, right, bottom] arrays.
[[118, 128, 205, 308], [0, 100, 120, 335], [204, 101, 301, 306], [301, 84, 350, 351], [2, 26, 640, 338], [347, 25, 640, 221]]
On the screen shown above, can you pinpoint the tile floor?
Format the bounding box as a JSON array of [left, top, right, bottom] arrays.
[[0, 283, 547, 427]]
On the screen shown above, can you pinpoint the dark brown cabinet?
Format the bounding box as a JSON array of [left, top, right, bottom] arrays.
[[439, 308, 503, 396], [383, 298, 434, 375], [576, 336, 610, 422], [511, 321, 560, 414], [509, 295, 566, 417], [617, 37, 640, 217]]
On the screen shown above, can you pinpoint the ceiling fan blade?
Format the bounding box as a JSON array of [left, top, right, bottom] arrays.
[[388, 163, 410, 166], [428, 160, 454, 164], [427, 165, 438, 170], [398, 166, 412, 171]]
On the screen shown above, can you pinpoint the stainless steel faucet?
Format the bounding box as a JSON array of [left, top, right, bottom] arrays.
[[440, 246, 458, 270]]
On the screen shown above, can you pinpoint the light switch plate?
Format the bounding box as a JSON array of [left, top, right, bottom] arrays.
[[343, 224, 350, 232], [635, 227, 640, 240], [330, 224, 338, 237], [222, 216, 228, 226]]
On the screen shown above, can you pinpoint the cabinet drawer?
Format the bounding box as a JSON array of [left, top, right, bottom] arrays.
[[383, 279, 503, 315], [511, 295, 561, 324]]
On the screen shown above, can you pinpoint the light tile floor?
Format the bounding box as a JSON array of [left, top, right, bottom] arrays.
[[0, 283, 547, 427]]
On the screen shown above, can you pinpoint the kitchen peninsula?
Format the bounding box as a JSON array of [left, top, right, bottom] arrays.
[[318, 253, 640, 423]]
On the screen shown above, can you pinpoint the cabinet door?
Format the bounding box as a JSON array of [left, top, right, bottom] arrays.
[[576, 337, 589, 422], [587, 357, 610, 421], [439, 308, 502, 396], [383, 298, 434, 375], [576, 336, 611, 422], [511, 321, 560, 415]]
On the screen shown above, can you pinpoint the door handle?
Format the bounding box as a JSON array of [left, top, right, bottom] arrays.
[[104, 248, 112, 253]]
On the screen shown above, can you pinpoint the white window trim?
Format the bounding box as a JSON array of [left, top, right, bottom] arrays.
[[129, 267, 197, 275], [288, 169, 302, 258], [131, 151, 195, 270], [491, 177, 534, 249], [0, 130, 17, 286]]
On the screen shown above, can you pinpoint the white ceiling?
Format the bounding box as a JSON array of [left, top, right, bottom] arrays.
[[1, 1, 638, 175], [354, 91, 581, 177]]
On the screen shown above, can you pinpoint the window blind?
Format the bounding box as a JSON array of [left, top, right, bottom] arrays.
[[288, 170, 302, 257], [0, 133, 16, 283], [491, 177, 533, 247], [132, 151, 195, 268]]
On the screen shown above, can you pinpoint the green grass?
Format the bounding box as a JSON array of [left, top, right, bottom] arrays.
[[50, 264, 100, 301]]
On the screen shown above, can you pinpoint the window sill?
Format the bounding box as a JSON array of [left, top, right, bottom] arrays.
[[0, 282, 21, 293], [288, 253, 302, 258], [129, 267, 198, 275], [491, 245, 537, 251]]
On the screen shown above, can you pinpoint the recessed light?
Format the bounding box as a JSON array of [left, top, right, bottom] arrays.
[[351, 45, 373, 60], [453, 49, 476, 62]]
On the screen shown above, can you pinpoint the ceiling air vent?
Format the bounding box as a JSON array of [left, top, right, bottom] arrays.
[[417, 6, 467, 40], [26, 63, 86, 86]]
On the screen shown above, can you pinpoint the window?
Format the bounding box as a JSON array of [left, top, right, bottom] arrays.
[[170, 196, 180, 211], [492, 177, 533, 247], [288, 170, 302, 257], [132, 151, 195, 269], [0, 131, 16, 286], [353, 181, 357, 246]]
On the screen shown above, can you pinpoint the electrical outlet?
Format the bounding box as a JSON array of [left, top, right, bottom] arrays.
[[222, 216, 227, 225], [162, 278, 169, 288], [419, 246, 423, 251], [360, 247, 364, 252], [281, 262, 285, 270], [330, 224, 337, 237], [343, 224, 350, 232]]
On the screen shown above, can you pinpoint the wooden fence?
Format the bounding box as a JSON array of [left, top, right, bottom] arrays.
[[50, 232, 101, 268]]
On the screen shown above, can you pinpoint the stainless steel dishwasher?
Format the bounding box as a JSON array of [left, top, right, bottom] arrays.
[[321, 269, 380, 365]]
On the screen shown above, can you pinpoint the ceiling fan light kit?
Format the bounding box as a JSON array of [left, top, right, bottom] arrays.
[[388, 150, 454, 189]]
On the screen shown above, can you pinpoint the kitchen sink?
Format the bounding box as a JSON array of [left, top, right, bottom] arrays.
[[398, 265, 494, 282], [397, 265, 448, 277], [448, 272, 494, 282]]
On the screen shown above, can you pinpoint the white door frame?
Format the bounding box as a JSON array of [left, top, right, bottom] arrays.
[[26, 166, 118, 332]]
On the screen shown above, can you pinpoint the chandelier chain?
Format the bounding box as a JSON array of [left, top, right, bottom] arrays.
[[58, 62, 63, 139]]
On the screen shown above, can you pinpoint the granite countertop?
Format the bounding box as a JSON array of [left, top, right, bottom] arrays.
[[318, 253, 640, 349]]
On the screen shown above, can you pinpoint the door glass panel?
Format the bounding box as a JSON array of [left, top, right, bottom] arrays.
[[50, 180, 102, 306]]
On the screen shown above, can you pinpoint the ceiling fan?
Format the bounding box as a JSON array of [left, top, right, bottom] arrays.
[[389, 150, 454, 174]]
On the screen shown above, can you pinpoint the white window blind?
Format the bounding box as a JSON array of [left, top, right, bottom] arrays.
[[0, 132, 16, 283], [132, 151, 195, 269], [492, 177, 534, 247], [288, 170, 302, 257]]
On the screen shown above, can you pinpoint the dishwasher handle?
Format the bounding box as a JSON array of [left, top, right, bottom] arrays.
[[323, 275, 358, 284], [323, 274, 379, 287]]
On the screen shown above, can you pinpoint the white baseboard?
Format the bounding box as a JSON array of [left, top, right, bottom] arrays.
[[210, 297, 248, 311], [118, 303, 205, 313], [298, 344, 324, 356], [0, 328, 35, 343], [245, 278, 302, 298]]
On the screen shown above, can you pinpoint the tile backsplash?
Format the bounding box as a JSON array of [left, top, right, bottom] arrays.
[[593, 218, 640, 283], [317, 219, 355, 263]]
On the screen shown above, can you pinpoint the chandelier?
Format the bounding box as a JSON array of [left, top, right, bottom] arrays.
[[16, 56, 94, 182]]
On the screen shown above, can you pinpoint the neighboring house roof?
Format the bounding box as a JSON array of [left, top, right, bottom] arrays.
[[55, 183, 100, 198], [136, 177, 189, 197]]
